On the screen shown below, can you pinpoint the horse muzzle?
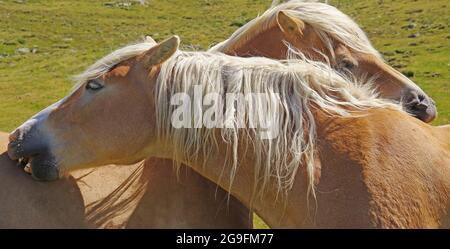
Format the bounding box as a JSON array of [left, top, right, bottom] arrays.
[[403, 91, 437, 123], [7, 125, 60, 181]]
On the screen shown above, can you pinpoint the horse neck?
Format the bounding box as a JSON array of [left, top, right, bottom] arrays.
[[226, 22, 331, 62], [173, 142, 310, 228], [164, 108, 330, 228], [315, 108, 450, 227], [437, 125, 450, 226], [225, 25, 288, 59], [435, 124, 450, 150], [430, 124, 450, 217]]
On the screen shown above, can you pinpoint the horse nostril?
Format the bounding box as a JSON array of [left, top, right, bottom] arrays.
[[417, 94, 425, 102], [405, 93, 437, 123], [9, 129, 20, 143], [414, 102, 428, 111]]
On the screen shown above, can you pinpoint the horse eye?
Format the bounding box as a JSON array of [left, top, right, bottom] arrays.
[[340, 58, 356, 70], [85, 80, 104, 91]]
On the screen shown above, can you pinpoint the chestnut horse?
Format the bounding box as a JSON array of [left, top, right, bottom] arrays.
[[7, 36, 450, 228]]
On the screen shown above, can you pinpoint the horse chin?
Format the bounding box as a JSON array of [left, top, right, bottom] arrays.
[[408, 103, 437, 123], [27, 154, 60, 181], [7, 131, 61, 181]]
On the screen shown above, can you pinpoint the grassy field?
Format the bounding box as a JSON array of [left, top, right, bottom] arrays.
[[0, 0, 448, 228]]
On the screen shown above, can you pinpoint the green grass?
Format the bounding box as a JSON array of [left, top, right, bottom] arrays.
[[0, 0, 448, 228]]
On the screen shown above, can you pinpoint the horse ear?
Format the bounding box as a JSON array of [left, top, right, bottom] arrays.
[[144, 35, 180, 67], [276, 11, 305, 38], [144, 35, 157, 44]]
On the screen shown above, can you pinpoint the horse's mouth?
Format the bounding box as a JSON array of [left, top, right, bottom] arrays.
[[17, 157, 32, 174], [8, 139, 60, 181], [7, 139, 32, 173], [11, 153, 59, 181]]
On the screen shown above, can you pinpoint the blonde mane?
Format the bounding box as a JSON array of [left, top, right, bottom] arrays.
[[155, 50, 399, 199], [210, 0, 381, 59]]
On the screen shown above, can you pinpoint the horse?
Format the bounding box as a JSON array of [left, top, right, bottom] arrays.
[[0, 132, 251, 228], [7, 36, 450, 228]]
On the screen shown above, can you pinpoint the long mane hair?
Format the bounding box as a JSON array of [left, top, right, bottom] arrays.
[[155, 50, 399, 199]]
